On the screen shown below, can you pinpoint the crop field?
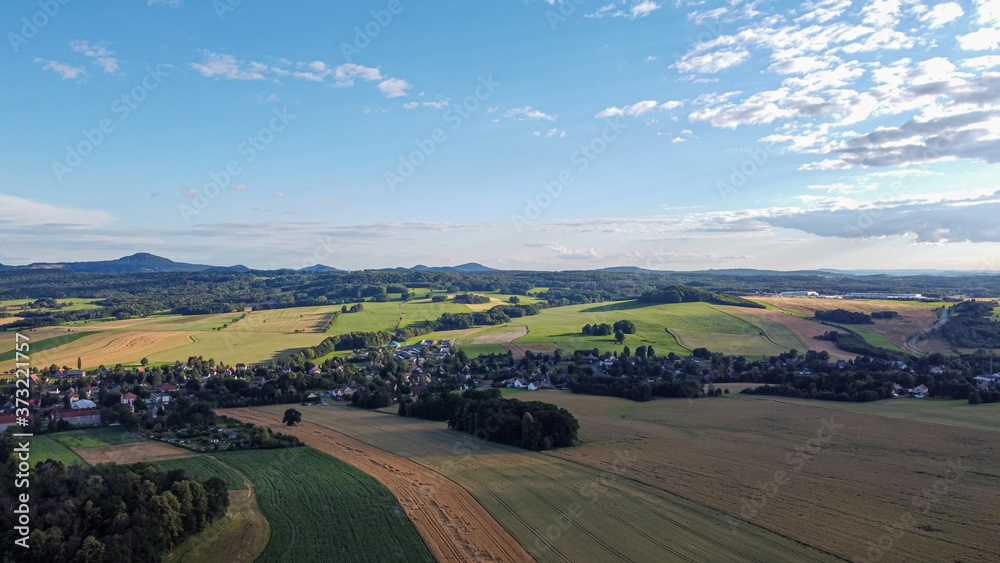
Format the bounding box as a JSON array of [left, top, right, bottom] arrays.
[[7, 330, 196, 371], [533, 391, 1000, 563], [51, 431, 110, 450], [244, 404, 840, 563], [73, 426, 146, 445], [752, 297, 941, 350], [76, 441, 195, 465], [721, 307, 855, 359], [29, 435, 88, 467], [226, 408, 533, 562], [144, 331, 328, 366], [225, 307, 337, 333], [506, 301, 809, 357], [742, 395, 1000, 433], [0, 331, 94, 363], [158, 455, 247, 490], [217, 447, 435, 563], [0, 297, 103, 312]]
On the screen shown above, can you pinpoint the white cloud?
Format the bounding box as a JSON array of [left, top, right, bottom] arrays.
[[674, 49, 751, 73], [34, 59, 86, 80], [377, 77, 412, 98], [961, 55, 1000, 69], [274, 191, 285, 197], [0, 194, 114, 228], [585, 1, 661, 19], [191, 51, 265, 80], [69, 40, 119, 73], [919, 2, 964, 28], [527, 242, 603, 259], [333, 63, 382, 86], [234, 184, 249, 191], [957, 27, 1000, 50], [534, 128, 566, 137], [505, 106, 556, 121]]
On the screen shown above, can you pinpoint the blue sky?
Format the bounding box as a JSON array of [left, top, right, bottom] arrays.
[[1, 0, 999, 271]]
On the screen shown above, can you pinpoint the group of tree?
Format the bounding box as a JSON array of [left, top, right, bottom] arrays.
[[939, 300, 1000, 349], [814, 309, 874, 324], [398, 388, 578, 451], [814, 330, 909, 361], [341, 303, 364, 313], [455, 293, 491, 304], [637, 285, 764, 308], [0, 433, 229, 562]]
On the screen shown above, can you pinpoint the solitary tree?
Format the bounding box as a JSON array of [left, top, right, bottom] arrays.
[[77, 357, 82, 370], [615, 330, 626, 344], [283, 408, 302, 426]]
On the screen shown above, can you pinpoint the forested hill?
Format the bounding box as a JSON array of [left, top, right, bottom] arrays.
[[637, 285, 765, 308]]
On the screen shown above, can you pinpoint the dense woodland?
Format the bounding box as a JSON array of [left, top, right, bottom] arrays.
[[939, 300, 1000, 348], [0, 432, 229, 563], [814, 309, 874, 324], [398, 388, 579, 451]]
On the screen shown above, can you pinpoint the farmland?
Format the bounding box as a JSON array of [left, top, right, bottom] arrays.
[[533, 391, 1000, 563], [217, 447, 435, 563], [29, 434, 88, 467], [242, 404, 841, 563], [751, 297, 942, 350]]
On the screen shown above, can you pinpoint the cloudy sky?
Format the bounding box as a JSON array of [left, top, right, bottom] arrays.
[[1, 0, 999, 271]]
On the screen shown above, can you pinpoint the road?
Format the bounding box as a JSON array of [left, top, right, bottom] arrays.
[[907, 306, 950, 353]]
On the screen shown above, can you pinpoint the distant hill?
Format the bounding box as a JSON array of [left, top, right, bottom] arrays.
[[382, 263, 496, 273], [299, 264, 343, 273], [0, 253, 249, 274]]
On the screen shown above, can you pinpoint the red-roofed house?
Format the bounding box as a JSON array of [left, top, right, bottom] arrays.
[[53, 408, 101, 427]]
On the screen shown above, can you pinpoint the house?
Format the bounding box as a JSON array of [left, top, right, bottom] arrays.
[[309, 365, 323, 375], [411, 386, 426, 398], [892, 383, 904, 396], [0, 413, 24, 433], [910, 384, 929, 398], [440, 339, 452, 348], [53, 407, 101, 428], [156, 384, 179, 392], [890, 361, 908, 370], [121, 393, 137, 405], [149, 393, 171, 406], [478, 379, 494, 388], [235, 363, 248, 373], [512, 378, 527, 389], [66, 370, 86, 378]]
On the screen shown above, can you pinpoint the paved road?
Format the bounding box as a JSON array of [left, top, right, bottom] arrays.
[[908, 306, 950, 353]]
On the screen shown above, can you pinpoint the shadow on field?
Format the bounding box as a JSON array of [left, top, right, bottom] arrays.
[[580, 300, 647, 313]]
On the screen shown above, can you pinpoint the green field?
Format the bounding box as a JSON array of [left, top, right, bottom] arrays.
[[825, 322, 902, 352], [158, 455, 247, 490], [217, 447, 434, 563], [455, 343, 507, 357], [0, 331, 95, 362], [51, 432, 109, 450], [76, 426, 147, 445], [29, 435, 88, 467], [259, 404, 839, 563], [0, 298, 103, 312]]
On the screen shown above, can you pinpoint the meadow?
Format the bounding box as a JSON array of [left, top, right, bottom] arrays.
[[28, 434, 88, 467], [533, 390, 1000, 563], [250, 403, 840, 563], [217, 447, 434, 563]]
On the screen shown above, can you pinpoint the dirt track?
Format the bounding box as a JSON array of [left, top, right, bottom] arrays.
[[225, 408, 533, 563]]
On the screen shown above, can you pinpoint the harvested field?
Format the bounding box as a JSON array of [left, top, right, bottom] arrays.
[[0, 316, 23, 326], [534, 391, 1000, 563], [752, 297, 941, 349], [721, 307, 853, 359], [75, 441, 195, 465], [145, 331, 328, 366], [21, 331, 195, 371], [226, 307, 337, 333], [224, 408, 532, 563], [462, 297, 508, 312], [471, 326, 528, 345], [243, 404, 840, 563]]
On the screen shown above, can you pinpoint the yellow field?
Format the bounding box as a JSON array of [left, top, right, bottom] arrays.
[[2, 331, 195, 371], [145, 331, 328, 366], [225, 307, 338, 333], [535, 391, 1000, 563]]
